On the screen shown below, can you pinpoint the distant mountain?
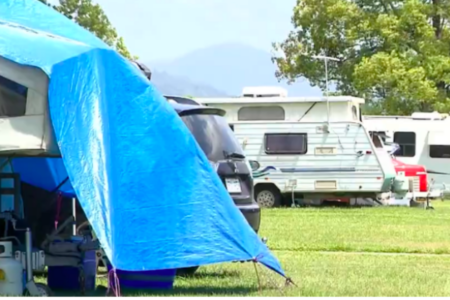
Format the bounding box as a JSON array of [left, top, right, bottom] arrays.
[[149, 43, 322, 97], [151, 70, 228, 97]]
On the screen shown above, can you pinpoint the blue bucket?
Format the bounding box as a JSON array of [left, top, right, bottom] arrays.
[[106, 264, 176, 291], [47, 237, 97, 291]]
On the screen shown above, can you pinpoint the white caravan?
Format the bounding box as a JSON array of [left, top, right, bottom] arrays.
[[196, 88, 411, 207], [364, 112, 450, 194]]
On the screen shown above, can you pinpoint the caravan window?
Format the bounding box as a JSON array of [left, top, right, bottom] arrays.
[[0, 75, 27, 117], [264, 133, 307, 154], [393, 132, 416, 157], [430, 145, 450, 158], [238, 106, 285, 121]]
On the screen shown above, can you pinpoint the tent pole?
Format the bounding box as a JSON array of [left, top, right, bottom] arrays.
[[72, 197, 77, 236]]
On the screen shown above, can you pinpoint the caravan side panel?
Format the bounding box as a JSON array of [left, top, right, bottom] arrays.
[[234, 122, 391, 194], [0, 56, 59, 156]]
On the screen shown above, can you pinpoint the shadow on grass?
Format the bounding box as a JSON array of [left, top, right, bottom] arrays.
[[51, 270, 248, 297], [183, 269, 241, 279], [52, 284, 258, 297], [123, 285, 258, 296], [293, 204, 363, 209]]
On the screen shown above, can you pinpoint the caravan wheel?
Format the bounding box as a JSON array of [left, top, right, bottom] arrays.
[[255, 185, 281, 208]]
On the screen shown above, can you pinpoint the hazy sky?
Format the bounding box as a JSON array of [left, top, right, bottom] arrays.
[[93, 0, 297, 61]]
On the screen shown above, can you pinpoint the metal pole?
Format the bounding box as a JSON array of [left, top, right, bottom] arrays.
[[72, 198, 77, 236], [310, 55, 339, 125], [25, 228, 33, 282], [324, 58, 330, 125]]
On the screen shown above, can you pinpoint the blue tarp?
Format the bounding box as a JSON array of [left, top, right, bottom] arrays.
[[1, 0, 285, 275], [12, 158, 75, 196]]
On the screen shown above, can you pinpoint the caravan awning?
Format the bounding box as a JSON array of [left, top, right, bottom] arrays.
[[428, 131, 450, 146]]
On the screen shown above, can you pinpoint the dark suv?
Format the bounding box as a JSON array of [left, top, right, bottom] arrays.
[[168, 100, 261, 232], [167, 99, 261, 276]]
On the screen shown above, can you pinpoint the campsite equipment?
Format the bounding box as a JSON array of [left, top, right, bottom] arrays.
[[0, 174, 51, 296], [21, 227, 52, 296], [0, 241, 23, 296], [1, 0, 285, 283], [389, 158, 441, 205], [106, 262, 176, 291], [365, 113, 449, 196], [41, 216, 99, 294], [47, 236, 97, 291], [70, 100, 263, 278], [22, 227, 52, 296]]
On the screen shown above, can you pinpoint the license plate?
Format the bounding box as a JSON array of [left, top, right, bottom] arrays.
[[225, 178, 241, 193]]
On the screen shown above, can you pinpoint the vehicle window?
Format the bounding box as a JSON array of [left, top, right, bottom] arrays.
[[181, 113, 244, 162], [430, 145, 450, 158], [0, 75, 27, 117], [264, 133, 307, 154], [238, 106, 285, 121], [352, 105, 358, 121], [369, 131, 386, 143], [371, 135, 384, 148], [393, 132, 416, 157]]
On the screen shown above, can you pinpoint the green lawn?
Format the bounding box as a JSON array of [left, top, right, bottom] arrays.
[[262, 203, 450, 254], [43, 201, 450, 297]]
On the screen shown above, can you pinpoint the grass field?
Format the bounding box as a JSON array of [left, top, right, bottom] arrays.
[[44, 201, 450, 297]]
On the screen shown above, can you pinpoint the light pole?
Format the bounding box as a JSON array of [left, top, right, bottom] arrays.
[[310, 55, 340, 125]]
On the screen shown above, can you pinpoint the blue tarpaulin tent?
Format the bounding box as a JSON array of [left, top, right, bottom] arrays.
[[1, 0, 285, 275], [12, 158, 74, 196]]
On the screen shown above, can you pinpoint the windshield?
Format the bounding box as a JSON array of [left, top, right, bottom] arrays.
[[181, 113, 245, 162]]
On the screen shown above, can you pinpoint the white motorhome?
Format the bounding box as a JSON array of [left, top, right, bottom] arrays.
[[196, 87, 409, 207], [364, 112, 450, 193]]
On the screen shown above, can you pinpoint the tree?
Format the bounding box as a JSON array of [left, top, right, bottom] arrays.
[[38, 0, 135, 59], [273, 0, 450, 115]]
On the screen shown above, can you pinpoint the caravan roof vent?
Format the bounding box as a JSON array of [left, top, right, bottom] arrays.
[[241, 86, 288, 98], [411, 111, 445, 120]]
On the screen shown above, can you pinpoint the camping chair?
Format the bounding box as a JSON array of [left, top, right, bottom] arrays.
[[41, 216, 100, 267]]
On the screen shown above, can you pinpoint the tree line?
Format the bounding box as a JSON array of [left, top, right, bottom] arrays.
[[38, 0, 448, 115], [273, 0, 450, 115], [38, 0, 134, 59]]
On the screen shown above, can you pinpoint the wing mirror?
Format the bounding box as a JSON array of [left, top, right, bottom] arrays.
[[249, 160, 260, 171]]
